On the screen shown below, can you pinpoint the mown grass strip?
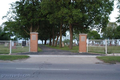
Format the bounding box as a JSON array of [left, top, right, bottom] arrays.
[[46, 45, 79, 53], [97, 56, 120, 63], [0, 55, 29, 61], [38, 47, 42, 52]]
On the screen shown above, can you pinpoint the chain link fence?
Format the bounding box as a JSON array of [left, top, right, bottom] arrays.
[[0, 40, 30, 55], [87, 39, 120, 54]]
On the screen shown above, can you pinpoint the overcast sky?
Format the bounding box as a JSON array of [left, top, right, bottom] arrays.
[[0, 0, 119, 27]]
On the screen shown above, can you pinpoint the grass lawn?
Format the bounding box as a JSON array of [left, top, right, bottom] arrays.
[[46, 45, 79, 53], [0, 46, 29, 54], [46, 45, 120, 54], [0, 44, 42, 54], [38, 47, 42, 52], [88, 46, 105, 54], [0, 55, 29, 61], [107, 46, 120, 54], [97, 56, 120, 63], [88, 46, 120, 54]]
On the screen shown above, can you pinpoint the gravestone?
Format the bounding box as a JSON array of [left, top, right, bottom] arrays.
[[22, 41, 26, 46], [62, 42, 64, 47], [5, 43, 8, 47]]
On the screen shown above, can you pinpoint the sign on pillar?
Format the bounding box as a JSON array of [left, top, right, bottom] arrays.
[[79, 34, 87, 53], [30, 32, 38, 52]]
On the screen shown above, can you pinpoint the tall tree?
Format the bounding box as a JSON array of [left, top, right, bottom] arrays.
[[87, 31, 100, 39], [117, 0, 120, 23]]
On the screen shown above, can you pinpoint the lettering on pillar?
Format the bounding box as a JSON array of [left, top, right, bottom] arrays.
[[81, 36, 85, 41], [32, 35, 36, 40]]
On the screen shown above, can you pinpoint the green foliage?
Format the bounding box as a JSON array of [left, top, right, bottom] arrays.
[[115, 26, 120, 39], [87, 31, 100, 39], [117, 0, 120, 23], [63, 39, 70, 44], [103, 27, 116, 39], [0, 27, 10, 40], [102, 23, 120, 39], [3, 0, 114, 48]]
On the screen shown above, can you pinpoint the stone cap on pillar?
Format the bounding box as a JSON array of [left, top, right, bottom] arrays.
[[79, 34, 87, 35], [30, 32, 38, 34]]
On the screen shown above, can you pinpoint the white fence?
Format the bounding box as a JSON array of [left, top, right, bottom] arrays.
[[0, 40, 30, 55], [87, 39, 120, 54]]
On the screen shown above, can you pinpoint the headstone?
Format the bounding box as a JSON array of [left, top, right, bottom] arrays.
[[5, 43, 8, 47], [22, 41, 26, 46], [26, 42, 29, 46], [62, 42, 64, 47]]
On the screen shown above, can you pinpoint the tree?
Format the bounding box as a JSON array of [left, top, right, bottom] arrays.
[[87, 31, 100, 39], [3, 0, 114, 50], [103, 27, 116, 39], [3, 0, 42, 35], [102, 22, 117, 39], [117, 0, 120, 23], [0, 27, 10, 40], [115, 26, 120, 39]]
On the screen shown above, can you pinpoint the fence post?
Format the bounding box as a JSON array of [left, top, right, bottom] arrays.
[[87, 39, 88, 52], [9, 40, 12, 55], [29, 40, 30, 52], [105, 39, 107, 55]]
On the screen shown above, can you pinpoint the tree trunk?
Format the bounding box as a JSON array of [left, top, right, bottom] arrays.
[[69, 24, 73, 49], [49, 36, 52, 46], [55, 35, 59, 47], [44, 40, 47, 45], [42, 40, 43, 44], [59, 23, 62, 48], [52, 29, 55, 46]]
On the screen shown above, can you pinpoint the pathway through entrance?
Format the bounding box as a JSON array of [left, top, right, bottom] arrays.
[[13, 45, 101, 55]]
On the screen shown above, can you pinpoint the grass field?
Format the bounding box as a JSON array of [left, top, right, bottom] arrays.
[[46, 45, 79, 53], [0, 55, 29, 61], [97, 56, 120, 63], [0, 45, 29, 54], [88, 46, 120, 54], [0, 44, 42, 54], [46, 45, 120, 54]]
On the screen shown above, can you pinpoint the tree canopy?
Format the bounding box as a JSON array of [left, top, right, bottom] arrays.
[[0, 27, 10, 40], [3, 0, 114, 49], [87, 31, 100, 39]]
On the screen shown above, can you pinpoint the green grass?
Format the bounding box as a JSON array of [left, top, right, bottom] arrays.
[[46, 45, 120, 54], [0, 45, 29, 54], [12, 46, 29, 53], [107, 46, 120, 54], [38, 47, 42, 52], [88, 46, 120, 54], [0, 55, 29, 61], [97, 56, 120, 63], [0, 44, 42, 54], [88, 46, 105, 54], [46, 45, 79, 53]]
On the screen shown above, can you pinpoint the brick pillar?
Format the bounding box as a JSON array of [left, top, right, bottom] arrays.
[[79, 34, 87, 53], [30, 32, 38, 52]]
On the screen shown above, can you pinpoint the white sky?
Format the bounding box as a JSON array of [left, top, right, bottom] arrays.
[[0, 0, 119, 27]]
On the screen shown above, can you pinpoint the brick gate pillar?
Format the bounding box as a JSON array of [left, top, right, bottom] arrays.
[[30, 32, 38, 52], [79, 34, 87, 53]]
